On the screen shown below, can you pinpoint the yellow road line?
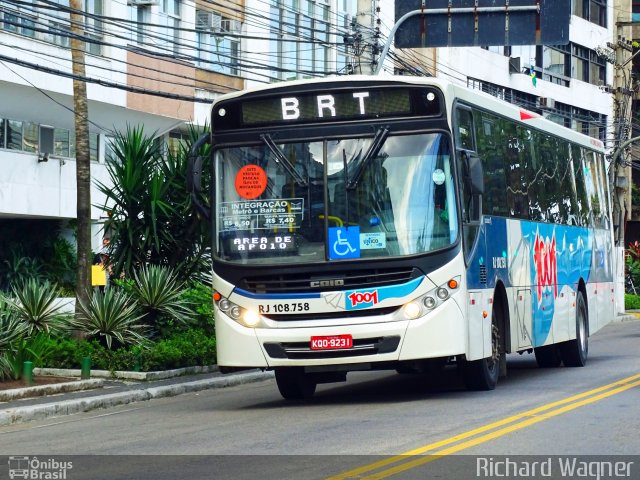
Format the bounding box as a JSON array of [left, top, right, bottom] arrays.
[[328, 373, 640, 480]]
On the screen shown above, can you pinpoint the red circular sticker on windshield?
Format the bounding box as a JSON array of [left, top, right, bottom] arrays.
[[235, 164, 267, 199]]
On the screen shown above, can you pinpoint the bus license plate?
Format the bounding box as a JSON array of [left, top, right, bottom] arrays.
[[310, 335, 353, 350]]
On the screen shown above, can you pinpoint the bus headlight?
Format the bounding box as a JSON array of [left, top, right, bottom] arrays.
[[414, 276, 461, 315], [229, 305, 242, 319], [403, 301, 422, 320], [215, 295, 262, 328], [436, 287, 449, 300], [242, 310, 261, 327], [423, 296, 437, 309], [218, 298, 232, 311]]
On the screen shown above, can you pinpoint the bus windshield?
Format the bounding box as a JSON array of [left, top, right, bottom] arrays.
[[215, 132, 458, 265]]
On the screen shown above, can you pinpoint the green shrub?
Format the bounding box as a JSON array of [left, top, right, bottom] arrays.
[[7, 279, 72, 335], [140, 329, 216, 371], [45, 329, 216, 372], [131, 265, 193, 338], [625, 293, 640, 310], [70, 289, 148, 349], [181, 282, 214, 333], [5, 332, 57, 379]]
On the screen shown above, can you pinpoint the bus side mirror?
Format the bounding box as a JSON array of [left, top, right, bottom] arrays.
[[461, 151, 483, 224], [187, 132, 211, 222], [465, 152, 484, 195]]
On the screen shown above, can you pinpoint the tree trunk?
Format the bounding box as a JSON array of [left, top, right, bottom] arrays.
[[70, 0, 92, 316]]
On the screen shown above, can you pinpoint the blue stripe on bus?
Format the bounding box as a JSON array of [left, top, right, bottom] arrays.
[[233, 288, 321, 300]]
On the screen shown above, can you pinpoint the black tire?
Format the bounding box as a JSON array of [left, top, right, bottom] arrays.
[[274, 367, 317, 400], [560, 291, 588, 367], [534, 344, 562, 368], [462, 311, 500, 391]]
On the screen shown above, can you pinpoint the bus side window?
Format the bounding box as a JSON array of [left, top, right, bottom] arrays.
[[455, 108, 475, 151], [454, 107, 475, 224]]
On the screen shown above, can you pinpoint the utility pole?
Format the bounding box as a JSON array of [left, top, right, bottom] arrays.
[[355, 0, 376, 74], [70, 0, 92, 313], [610, 16, 634, 247]]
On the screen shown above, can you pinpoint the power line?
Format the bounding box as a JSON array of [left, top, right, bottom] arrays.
[[0, 51, 214, 102]]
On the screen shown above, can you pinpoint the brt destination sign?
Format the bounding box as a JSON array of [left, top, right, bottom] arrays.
[[394, 0, 570, 48]]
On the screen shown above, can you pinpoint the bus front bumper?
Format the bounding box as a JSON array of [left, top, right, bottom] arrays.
[[215, 297, 466, 370]]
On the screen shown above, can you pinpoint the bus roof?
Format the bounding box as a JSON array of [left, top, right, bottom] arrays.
[[214, 75, 605, 152]]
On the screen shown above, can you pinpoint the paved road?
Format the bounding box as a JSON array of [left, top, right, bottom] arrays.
[[0, 319, 638, 479]]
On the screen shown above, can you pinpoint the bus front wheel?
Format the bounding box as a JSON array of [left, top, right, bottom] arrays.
[[462, 311, 500, 391], [274, 367, 317, 400]]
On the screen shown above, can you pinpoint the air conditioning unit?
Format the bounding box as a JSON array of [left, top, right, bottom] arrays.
[[508, 56, 521, 74], [537, 97, 555, 109], [39, 125, 54, 156], [221, 19, 241, 34], [196, 11, 222, 32]]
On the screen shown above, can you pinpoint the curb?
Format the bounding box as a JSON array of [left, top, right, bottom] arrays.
[[34, 365, 219, 381], [0, 379, 104, 402], [0, 371, 273, 427]]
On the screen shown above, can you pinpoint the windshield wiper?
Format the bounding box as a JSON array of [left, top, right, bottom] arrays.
[[346, 126, 390, 190], [260, 134, 308, 187]]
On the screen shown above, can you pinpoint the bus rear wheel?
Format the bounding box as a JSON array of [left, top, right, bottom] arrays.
[[274, 367, 317, 400], [559, 291, 588, 367]]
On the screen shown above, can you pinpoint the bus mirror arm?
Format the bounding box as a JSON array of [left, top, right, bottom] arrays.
[[467, 195, 482, 225], [187, 132, 211, 222]]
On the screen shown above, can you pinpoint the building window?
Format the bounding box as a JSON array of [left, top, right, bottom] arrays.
[[167, 131, 187, 157], [160, 0, 181, 55], [7, 120, 23, 151], [69, 131, 99, 162], [573, 0, 607, 27], [1, 1, 101, 54], [538, 43, 605, 87], [196, 10, 241, 76], [270, 0, 332, 81], [54, 129, 70, 157], [1, 10, 37, 37], [0, 117, 99, 161], [542, 45, 570, 84], [45, 1, 71, 47], [23, 122, 38, 153], [84, 0, 103, 55]]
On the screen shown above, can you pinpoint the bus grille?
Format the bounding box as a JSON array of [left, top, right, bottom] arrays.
[[243, 267, 420, 294]]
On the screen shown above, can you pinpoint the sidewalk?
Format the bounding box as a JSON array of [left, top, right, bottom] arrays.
[[0, 368, 274, 427]]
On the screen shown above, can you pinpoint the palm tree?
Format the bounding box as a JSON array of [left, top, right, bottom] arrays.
[[70, 0, 92, 317], [95, 126, 211, 283]]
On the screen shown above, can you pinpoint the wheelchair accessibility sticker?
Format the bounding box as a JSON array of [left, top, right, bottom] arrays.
[[328, 227, 360, 260]]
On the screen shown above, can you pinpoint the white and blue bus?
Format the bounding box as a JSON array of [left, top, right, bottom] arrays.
[[188, 76, 614, 399]]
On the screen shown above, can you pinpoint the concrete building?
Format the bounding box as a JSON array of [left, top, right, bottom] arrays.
[[3, 0, 629, 279], [393, 2, 616, 144], [0, 0, 244, 258]]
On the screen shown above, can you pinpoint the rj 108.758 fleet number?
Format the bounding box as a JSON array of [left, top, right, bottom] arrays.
[[258, 303, 310, 314]]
